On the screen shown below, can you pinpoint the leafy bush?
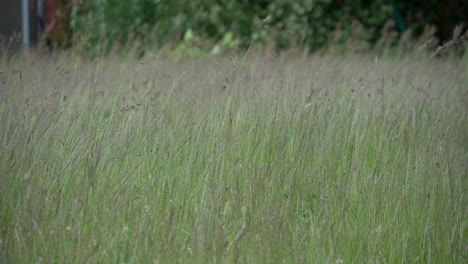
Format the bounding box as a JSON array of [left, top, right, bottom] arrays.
[[68, 0, 466, 55]]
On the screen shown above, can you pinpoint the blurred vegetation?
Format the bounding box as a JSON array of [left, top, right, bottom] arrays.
[[64, 0, 467, 56]]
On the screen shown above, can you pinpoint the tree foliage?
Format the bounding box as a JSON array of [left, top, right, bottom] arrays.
[[67, 0, 467, 55]]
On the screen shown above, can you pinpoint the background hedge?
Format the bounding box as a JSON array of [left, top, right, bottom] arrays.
[[66, 0, 467, 55]]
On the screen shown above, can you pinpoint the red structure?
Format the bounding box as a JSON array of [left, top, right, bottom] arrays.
[[44, 0, 65, 41], [35, 0, 73, 46]]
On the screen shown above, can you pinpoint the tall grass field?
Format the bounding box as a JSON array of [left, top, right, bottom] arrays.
[[0, 51, 466, 263]]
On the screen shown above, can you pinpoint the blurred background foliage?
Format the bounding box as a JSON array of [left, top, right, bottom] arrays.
[[65, 0, 467, 56]]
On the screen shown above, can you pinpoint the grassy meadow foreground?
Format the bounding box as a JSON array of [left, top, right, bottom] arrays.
[[0, 51, 466, 263]]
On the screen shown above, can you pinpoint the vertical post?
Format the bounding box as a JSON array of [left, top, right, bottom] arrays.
[[22, 0, 30, 49]]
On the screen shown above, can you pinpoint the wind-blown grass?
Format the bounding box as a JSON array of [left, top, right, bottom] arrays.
[[0, 51, 466, 263]]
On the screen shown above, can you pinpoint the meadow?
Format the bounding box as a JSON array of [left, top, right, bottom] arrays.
[[0, 50, 466, 263]]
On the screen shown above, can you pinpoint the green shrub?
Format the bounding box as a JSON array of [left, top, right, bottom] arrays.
[[69, 0, 466, 55]]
